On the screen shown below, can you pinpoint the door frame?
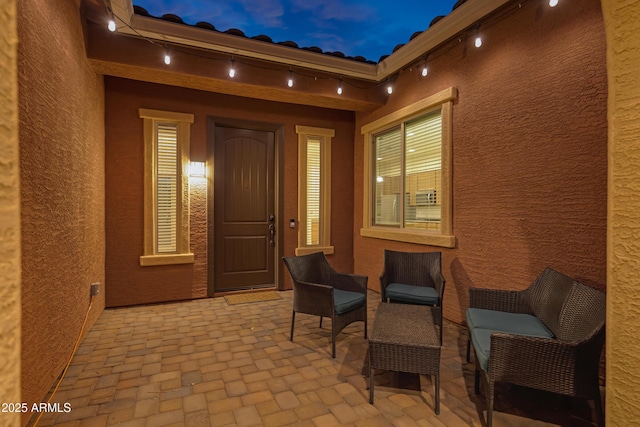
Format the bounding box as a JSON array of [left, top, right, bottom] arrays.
[[206, 116, 285, 296]]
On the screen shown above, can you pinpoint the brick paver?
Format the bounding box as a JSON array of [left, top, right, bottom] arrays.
[[35, 291, 599, 426]]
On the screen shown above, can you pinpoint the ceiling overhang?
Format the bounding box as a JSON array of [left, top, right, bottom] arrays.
[[109, 0, 512, 82]]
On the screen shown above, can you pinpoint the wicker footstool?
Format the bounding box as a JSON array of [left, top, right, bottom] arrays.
[[368, 303, 441, 414]]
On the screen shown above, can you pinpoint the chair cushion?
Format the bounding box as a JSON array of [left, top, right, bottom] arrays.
[[385, 283, 439, 305], [466, 308, 554, 338], [333, 289, 366, 314]]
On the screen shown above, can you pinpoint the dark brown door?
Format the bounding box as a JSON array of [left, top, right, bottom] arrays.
[[213, 126, 276, 292]]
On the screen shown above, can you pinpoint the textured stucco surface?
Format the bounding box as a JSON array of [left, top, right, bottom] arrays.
[[18, 0, 105, 420], [0, 0, 21, 425], [602, 1, 640, 425], [354, 0, 607, 324], [105, 77, 355, 307]]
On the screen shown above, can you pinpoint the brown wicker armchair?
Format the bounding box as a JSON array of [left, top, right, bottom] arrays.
[[283, 252, 368, 358], [466, 268, 606, 427], [380, 250, 445, 343]]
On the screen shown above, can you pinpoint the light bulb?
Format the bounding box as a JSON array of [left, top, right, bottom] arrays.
[[387, 85, 393, 95], [229, 61, 236, 78], [287, 71, 294, 87], [475, 36, 482, 48], [337, 86, 343, 95], [421, 66, 428, 77], [164, 53, 171, 65], [108, 19, 116, 32], [549, 0, 559, 6]]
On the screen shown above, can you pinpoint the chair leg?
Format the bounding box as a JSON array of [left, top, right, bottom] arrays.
[[434, 374, 440, 415], [474, 368, 480, 395], [593, 391, 604, 427], [369, 349, 374, 403], [466, 339, 471, 362], [486, 380, 495, 427], [319, 316, 323, 328], [331, 333, 336, 358], [364, 317, 368, 339], [290, 311, 296, 341]]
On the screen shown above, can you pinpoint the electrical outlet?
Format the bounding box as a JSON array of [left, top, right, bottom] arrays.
[[90, 282, 100, 297]]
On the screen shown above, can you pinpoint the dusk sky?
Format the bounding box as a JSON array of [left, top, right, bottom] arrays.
[[133, 0, 460, 62]]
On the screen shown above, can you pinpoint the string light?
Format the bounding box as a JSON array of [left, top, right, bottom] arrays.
[[104, 0, 552, 97], [287, 69, 294, 87], [229, 59, 236, 78]]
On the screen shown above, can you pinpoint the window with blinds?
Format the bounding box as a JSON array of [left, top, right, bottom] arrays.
[[373, 109, 442, 230], [156, 123, 179, 253], [295, 126, 334, 256], [139, 108, 194, 266], [306, 136, 321, 246]]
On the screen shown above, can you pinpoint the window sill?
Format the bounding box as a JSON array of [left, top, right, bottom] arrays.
[[295, 246, 335, 256], [140, 253, 195, 266], [360, 227, 455, 248]]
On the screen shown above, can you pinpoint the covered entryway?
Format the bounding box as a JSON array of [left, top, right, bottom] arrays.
[[207, 118, 282, 294]]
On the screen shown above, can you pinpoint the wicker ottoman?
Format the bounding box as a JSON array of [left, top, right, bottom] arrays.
[[368, 303, 441, 414]]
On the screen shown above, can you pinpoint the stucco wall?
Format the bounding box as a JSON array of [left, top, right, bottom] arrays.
[[602, 1, 640, 425], [354, 0, 607, 324], [18, 0, 105, 419], [105, 77, 355, 307], [0, 0, 21, 425]]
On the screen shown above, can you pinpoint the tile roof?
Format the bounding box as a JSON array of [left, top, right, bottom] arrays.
[[132, 0, 468, 64]]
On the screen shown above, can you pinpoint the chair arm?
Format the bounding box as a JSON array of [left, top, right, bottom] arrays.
[[326, 272, 368, 294], [294, 281, 334, 316], [487, 332, 603, 387], [469, 288, 531, 314]]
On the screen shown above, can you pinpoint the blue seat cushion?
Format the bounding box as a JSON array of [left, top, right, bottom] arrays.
[[466, 308, 554, 338], [385, 283, 439, 305], [333, 289, 366, 314]]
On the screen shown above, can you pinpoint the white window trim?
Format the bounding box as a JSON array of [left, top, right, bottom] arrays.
[[295, 125, 334, 256], [361, 87, 457, 248], [139, 108, 195, 266]]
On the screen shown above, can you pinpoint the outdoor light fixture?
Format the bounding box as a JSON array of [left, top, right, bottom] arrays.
[[229, 59, 236, 78], [189, 161, 206, 178], [386, 78, 393, 94], [108, 18, 116, 32], [164, 50, 171, 65], [549, 0, 559, 6], [337, 79, 343, 95]]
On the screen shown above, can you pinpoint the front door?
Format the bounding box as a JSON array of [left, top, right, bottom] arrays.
[[212, 124, 276, 292]]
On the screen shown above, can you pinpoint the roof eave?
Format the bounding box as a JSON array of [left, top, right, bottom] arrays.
[[109, 0, 511, 82]]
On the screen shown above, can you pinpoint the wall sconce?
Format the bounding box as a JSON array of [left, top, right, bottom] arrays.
[[189, 161, 206, 178]]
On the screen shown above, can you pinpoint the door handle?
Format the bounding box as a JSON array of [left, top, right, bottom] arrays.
[[269, 224, 275, 246]]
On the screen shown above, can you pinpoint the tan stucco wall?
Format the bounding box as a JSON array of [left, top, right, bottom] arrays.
[[354, 0, 607, 324], [0, 0, 21, 425], [18, 0, 105, 419], [602, 1, 640, 425]]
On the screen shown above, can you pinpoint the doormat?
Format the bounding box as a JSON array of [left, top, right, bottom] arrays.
[[225, 291, 281, 305]]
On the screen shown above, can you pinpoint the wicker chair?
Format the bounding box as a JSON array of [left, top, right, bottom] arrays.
[[283, 252, 368, 358], [380, 250, 445, 343], [466, 268, 606, 427]]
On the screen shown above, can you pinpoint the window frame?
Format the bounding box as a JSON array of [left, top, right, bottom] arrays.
[[360, 87, 457, 248], [139, 108, 195, 266], [295, 125, 334, 256]]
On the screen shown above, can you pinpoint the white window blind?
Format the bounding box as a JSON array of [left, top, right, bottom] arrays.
[[306, 136, 321, 245], [373, 109, 442, 229], [156, 122, 178, 253], [374, 127, 401, 226]]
